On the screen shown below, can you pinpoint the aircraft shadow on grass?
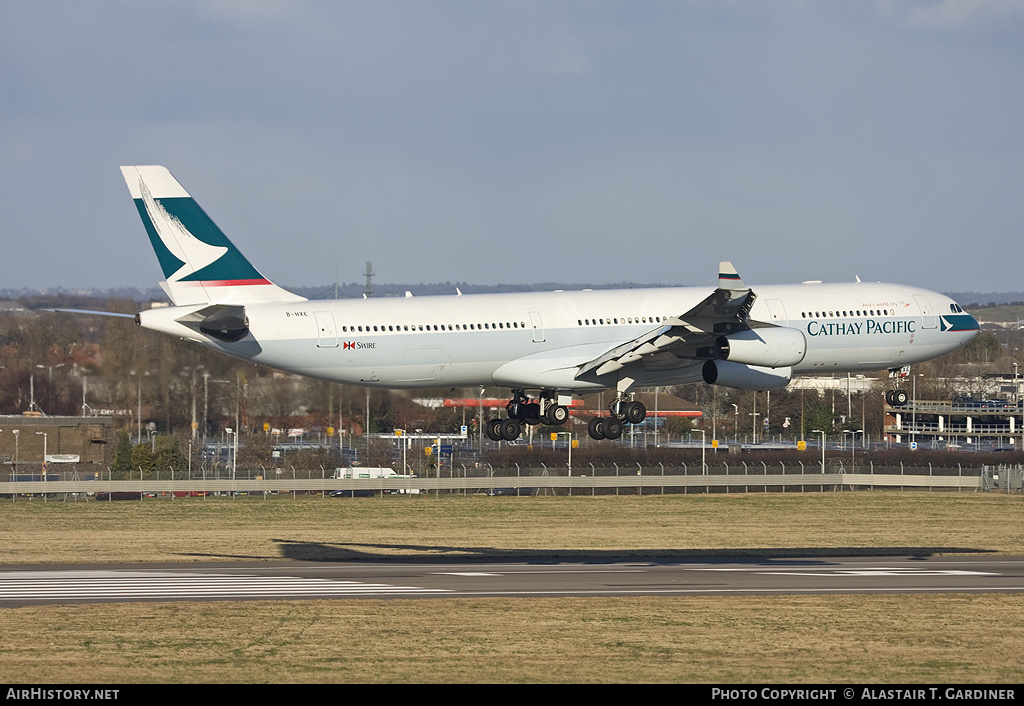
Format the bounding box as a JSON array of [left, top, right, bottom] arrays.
[[263, 539, 994, 564]]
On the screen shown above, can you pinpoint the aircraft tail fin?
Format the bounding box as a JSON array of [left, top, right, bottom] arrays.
[[120, 166, 306, 306], [718, 262, 746, 291]]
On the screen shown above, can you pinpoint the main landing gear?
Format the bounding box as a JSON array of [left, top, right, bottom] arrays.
[[886, 366, 911, 407], [485, 390, 570, 442], [587, 397, 647, 440]]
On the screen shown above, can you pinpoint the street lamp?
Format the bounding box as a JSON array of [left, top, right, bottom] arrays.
[[811, 429, 827, 472], [696, 428, 707, 475], [226, 428, 237, 482], [35, 431, 47, 484], [844, 429, 863, 470], [130, 370, 150, 444], [912, 373, 924, 448]]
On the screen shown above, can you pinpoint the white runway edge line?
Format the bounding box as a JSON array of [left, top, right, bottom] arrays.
[[0, 570, 449, 600]]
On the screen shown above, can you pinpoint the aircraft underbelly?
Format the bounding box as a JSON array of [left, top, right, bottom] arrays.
[[491, 343, 612, 391]]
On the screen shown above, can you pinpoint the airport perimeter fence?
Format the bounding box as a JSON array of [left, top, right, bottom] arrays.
[[3, 461, 1020, 499]]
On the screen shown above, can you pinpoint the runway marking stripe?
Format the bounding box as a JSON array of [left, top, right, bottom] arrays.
[[0, 571, 448, 600], [695, 567, 999, 577]]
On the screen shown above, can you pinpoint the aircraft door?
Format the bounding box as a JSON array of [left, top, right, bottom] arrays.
[[314, 311, 339, 347], [529, 311, 545, 342], [913, 295, 937, 329], [764, 299, 788, 324]]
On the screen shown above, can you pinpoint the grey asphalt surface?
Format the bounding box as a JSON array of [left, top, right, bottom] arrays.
[[2, 555, 1023, 606]]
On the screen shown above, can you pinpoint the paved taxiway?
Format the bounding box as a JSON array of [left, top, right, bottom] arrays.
[[2, 555, 1023, 606]]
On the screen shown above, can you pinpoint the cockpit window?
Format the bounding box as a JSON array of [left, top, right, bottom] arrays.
[[950, 303, 964, 313]]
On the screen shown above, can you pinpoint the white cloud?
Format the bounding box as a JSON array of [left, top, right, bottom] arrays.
[[883, 0, 1024, 31]]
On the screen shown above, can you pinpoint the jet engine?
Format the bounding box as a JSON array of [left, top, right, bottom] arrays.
[[702, 360, 792, 391], [706, 327, 806, 368]]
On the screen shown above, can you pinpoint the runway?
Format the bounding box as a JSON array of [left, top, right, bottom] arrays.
[[3, 555, 1023, 606]]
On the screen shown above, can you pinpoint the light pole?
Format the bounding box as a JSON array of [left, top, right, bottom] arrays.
[[555, 431, 573, 476], [750, 393, 757, 444], [697, 428, 706, 474], [35, 431, 47, 484], [12, 429, 19, 471], [130, 370, 149, 444], [812, 429, 826, 472], [226, 428, 237, 482], [844, 429, 863, 470], [912, 373, 924, 448]]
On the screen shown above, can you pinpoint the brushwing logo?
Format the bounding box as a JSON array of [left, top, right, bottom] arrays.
[[139, 179, 228, 283]]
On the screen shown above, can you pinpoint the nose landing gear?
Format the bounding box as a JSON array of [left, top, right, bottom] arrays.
[[886, 366, 911, 407]]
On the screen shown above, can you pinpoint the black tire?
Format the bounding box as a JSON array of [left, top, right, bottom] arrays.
[[500, 418, 522, 441], [885, 390, 894, 406], [547, 405, 569, 425], [604, 417, 623, 439], [523, 402, 542, 425], [588, 417, 606, 440], [486, 418, 503, 442], [893, 389, 909, 406], [623, 401, 646, 425]]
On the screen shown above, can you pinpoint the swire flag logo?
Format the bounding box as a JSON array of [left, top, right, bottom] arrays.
[[343, 341, 355, 349]]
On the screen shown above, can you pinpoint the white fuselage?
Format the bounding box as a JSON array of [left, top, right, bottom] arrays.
[[138, 280, 978, 394]]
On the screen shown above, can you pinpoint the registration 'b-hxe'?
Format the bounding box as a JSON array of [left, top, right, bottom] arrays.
[[91, 166, 979, 442]]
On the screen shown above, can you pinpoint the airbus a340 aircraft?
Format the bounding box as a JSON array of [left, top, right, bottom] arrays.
[[108, 165, 979, 441]]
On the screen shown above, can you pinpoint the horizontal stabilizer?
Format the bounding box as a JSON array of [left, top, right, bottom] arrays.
[[48, 308, 136, 319]]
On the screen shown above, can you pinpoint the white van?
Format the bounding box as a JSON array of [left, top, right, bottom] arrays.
[[330, 467, 420, 494]]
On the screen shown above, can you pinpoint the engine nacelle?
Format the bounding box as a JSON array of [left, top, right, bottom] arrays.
[[712, 327, 806, 368], [702, 360, 792, 391]]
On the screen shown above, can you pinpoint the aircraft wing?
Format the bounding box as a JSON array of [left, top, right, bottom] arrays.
[[575, 262, 760, 381]]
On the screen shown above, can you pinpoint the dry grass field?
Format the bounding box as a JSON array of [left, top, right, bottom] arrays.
[[2, 492, 1023, 564], [3, 595, 1023, 683], [2, 492, 1023, 683]]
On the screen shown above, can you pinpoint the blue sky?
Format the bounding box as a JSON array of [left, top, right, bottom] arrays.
[[1, 1, 1022, 293]]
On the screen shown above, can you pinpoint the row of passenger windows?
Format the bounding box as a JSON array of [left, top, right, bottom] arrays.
[[341, 322, 526, 333], [578, 316, 664, 326], [801, 309, 895, 319], [337, 303, 965, 334]]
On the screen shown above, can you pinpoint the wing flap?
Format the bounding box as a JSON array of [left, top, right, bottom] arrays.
[[576, 261, 758, 382]]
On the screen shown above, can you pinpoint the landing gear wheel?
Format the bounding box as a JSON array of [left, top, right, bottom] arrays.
[[486, 418, 503, 442], [500, 418, 522, 441], [623, 400, 646, 425], [892, 389, 909, 406], [588, 417, 606, 440], [522, 403, 542, 426], [603, 417, 623, 440], [545, 405, 569, 426]]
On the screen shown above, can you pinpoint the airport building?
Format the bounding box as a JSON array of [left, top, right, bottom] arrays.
[[0, 414, 114, 479]]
